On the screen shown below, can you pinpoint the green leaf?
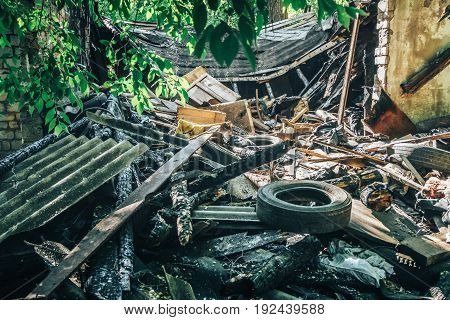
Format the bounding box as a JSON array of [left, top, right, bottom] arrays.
[[238, 16, 254, 43], [257, 0, 267, 11], [36, 98, 44, 112], [207, 0, 220, 11], [80, 78, 89, 96], [241, 41, 256, 70], [193, 0, 208, 34], [209, 22, 239, 66], [336, 5, 351, 29], [194, 25, 213, 58], [345, 6, 368, 19], [232, 0, 245, 15], [54, 124, 63, 136], [291, 0, 307, 11], [45, 108, 56, 125], [46, 100, 55, 109], [60, 112, 70, 124], [48, 118, 57, 132]]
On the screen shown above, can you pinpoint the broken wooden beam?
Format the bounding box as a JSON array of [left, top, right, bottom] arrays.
[[26, 128, 218, 299], [222, 235, 321, 296], [337, 10, 361, 125]]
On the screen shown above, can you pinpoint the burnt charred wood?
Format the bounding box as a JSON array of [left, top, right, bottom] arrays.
[[294, 268, 369, 290], [109, 95, 135, 292], [189, 141, 290, 194], [170, 180, 194, 246], [84, 204, 122, 300], [401, 47, 450, 95], [30, 241, 86, 300], [116, 167, 134, 292], [150, 142, 289, 208], [222, 235, 321, 296], [325, 168, 385, 193], [0, 117, 89, 178], [147, 213, 173, 246]]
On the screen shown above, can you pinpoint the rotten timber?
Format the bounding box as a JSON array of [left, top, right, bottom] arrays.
[[26, 128, 218, 299]]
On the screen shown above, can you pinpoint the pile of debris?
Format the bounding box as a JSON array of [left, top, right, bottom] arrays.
[[0, 10, 449, 301]]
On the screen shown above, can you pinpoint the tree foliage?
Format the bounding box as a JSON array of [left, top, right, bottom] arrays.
[[0, 0, 366, 134]]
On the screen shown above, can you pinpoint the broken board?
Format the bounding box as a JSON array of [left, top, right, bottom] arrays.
[[177, 106, 226, 124], [398, 233, 450, 267], [210, 100, 255, 133], [183, 67, 240, 106]]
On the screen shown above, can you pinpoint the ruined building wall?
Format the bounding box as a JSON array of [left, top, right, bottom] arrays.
[[374, 0, 450, 131], [0, 31, 43, 157]]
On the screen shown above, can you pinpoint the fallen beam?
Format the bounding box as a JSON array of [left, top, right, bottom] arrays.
[[26, 128, 218, 299]]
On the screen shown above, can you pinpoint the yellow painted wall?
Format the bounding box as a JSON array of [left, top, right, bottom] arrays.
[[386, 0, 450, 126]]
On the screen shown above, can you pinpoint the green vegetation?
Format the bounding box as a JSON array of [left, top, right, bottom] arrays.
[[0, 0, 365, 134]]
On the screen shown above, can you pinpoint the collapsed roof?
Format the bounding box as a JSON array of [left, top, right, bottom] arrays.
[[129, 13, 338, 81]]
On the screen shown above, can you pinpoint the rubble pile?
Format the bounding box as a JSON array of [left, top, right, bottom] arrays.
[[0, 8, 449, 301]]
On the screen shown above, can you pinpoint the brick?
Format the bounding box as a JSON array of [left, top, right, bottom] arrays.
[[9, 121, 19, 129], [376, 20, 389, 30], [10, 139, 23, 150], [0, 93, 6, 102], [14, 130, 22, 139], [1, 141, 11, 151], [0, 122, 7, 129], [375, 56, 389, 65], [0, 130, 14, 140], [15, 112, 20, 120], [0, 113, 15, 121], [375, 47, 389, 57], [7, 103, 19, 112]]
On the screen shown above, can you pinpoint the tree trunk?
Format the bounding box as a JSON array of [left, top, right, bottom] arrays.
[[268, 0, 285, 23]]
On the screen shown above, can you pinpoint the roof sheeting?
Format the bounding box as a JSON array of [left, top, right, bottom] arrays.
[[0, 135, 148, 243], [128, 13, 334, 80]]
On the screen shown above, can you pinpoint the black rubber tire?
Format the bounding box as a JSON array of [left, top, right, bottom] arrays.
[[391, 143, 450, 173], [256, 180, 352, 234], [247, 135, 282, 148]]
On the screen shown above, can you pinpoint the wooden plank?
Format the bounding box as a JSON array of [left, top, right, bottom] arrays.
[[347, 200, 399, 246], [399, 234, 450, 266], [312, 139, 388, 165], [337, 10, 360, 125], [26, 128, 219, 299], [182, 66, 208, 84], [210, 100, 254, 132], [187, 86, 217, 106], [200, 75, 240, 102], [177, 106, 226, 124]]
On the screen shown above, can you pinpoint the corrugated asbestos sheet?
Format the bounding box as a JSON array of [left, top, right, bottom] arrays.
[[125, 13, 333, 79], [0, 134, 148, 244]]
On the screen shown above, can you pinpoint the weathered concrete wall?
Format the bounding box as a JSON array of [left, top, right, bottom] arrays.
[[0, 33, 43, 157], [375, 0, 450, 129]]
